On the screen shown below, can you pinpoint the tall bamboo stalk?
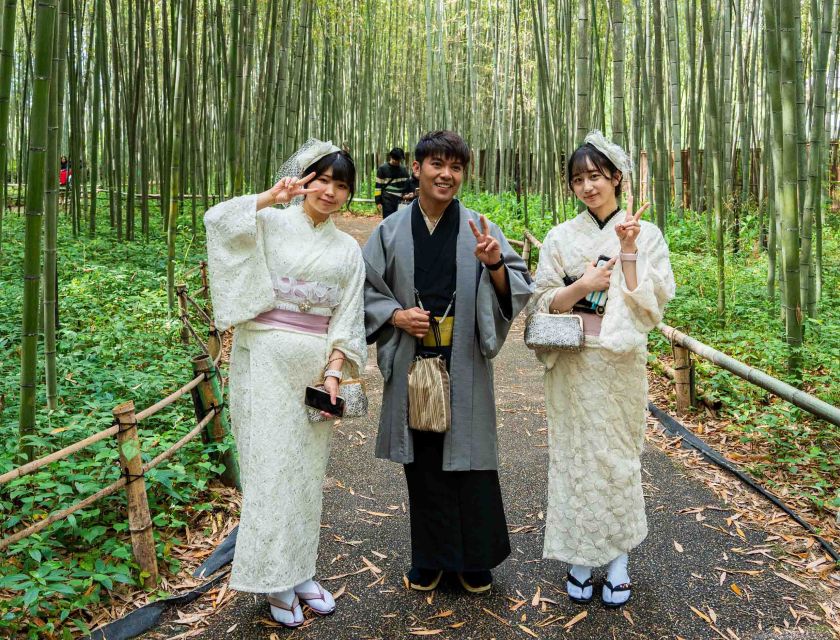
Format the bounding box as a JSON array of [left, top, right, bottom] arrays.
[[19, 0, 58, 459]]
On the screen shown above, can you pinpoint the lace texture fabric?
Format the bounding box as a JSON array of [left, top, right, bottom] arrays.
[[204, 195, 367, 592], [528, 211, 675, 566]]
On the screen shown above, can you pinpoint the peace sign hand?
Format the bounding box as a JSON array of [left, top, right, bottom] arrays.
[[268, 172, 319, 206], [615, 196, 649, 253], [468, 215, 502, 266]]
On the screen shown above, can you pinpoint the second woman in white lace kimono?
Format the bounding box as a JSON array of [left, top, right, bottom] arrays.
[[529, 132, 675, 609], [204, 142, 366, 627]]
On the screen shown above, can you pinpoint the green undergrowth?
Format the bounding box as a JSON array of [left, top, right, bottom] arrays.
[[0, 200, 231, 638]]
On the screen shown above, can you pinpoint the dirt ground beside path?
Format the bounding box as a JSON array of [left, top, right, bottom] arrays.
[[141, 214, 835, 640]]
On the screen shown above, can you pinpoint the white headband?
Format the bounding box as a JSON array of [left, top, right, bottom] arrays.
[[583, 130, 633, 175]]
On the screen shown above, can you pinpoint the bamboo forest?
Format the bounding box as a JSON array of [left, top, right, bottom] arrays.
[[0, 0, 839, 637]]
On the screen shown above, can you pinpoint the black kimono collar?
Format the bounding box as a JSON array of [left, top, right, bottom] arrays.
[[587, 207, 620, 230]]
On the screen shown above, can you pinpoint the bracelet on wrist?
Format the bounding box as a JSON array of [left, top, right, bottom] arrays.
[[324, 369, 343, 382], [487, 255, 505, 271]]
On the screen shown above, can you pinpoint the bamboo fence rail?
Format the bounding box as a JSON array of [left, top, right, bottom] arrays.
[[0, 262, 235, 586]]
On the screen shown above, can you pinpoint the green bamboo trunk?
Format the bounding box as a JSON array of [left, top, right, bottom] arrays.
[[19, 0, 58, 459], [700, 0, 725, 315], [777, 0, 804, 375], [167, 0, 190, 312], [0, 0, 20, 252]]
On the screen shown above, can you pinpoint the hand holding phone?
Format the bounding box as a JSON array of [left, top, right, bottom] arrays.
[[305, 386, 345, 418]]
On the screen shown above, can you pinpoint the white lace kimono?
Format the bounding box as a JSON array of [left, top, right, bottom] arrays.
[[529, 212, 675, 566], [204, 196, 366, 593]]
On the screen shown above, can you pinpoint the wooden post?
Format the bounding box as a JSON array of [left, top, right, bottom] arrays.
[[112, 401, 158, 588], [207, 322, 221, 362], [192, 355, 240, 489], [176, 284, 190, 344], [199, 260, 209, 298], [672, 343, 695, 413], [522, 235, 531, 272]]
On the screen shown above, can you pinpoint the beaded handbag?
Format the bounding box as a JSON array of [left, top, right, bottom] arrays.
[[524, 312, 585, 352]]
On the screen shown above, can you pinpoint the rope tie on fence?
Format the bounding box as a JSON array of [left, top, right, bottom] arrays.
[[121, 469, 146, 485]]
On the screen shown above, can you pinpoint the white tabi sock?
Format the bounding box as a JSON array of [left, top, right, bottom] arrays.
[[268, 587, 303, 626], [567, 564, 593, 601], [603, 553, 631, 605]]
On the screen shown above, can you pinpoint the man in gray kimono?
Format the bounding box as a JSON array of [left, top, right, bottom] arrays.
[[363, 131, 533, 594]]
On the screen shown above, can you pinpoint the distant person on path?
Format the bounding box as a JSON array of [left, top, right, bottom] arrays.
[[204, 139, 366, 628], [375, 147, 410, 218], [528, 131, 675, 608], [363, 130, 534, 594]]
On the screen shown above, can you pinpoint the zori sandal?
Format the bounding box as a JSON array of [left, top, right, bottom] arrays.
[[566, 571, 595, 604], [267, 593, 304, 627], [602, 580, 632, 609], [294, 581, 336, 616]]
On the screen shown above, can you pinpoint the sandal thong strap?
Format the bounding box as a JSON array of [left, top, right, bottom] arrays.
[[296, 582, 326, 602], [566, 571, 594, 590], [267, 594, 300, 612], [604, 580, 632, 593]]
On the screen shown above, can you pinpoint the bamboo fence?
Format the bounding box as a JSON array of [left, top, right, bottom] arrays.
[[0, 263, 238, 588]]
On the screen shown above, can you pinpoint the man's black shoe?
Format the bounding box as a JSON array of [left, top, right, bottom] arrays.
[[406, 567, 443, 591], [457, 570, 492, 594]]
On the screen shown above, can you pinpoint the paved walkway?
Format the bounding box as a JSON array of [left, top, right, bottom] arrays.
[[145, 215, 832, 640]]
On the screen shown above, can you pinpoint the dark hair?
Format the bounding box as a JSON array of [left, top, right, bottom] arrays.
[[566, 143, 623, 197], [303, 150, 356, 204], [414, 130, 471, 167], [388, 147, 405, 162]]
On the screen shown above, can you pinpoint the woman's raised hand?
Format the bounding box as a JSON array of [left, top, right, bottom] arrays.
[[615, 196, 649, 253], [270, 172, 319, 205]]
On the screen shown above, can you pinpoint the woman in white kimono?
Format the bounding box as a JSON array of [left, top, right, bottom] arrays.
[[530, 131, 675, 608], [204, 140, 367, 627]]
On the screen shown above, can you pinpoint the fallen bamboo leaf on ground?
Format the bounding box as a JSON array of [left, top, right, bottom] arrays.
[[519, 623, 539, 637], [563, 610, 587, 630], [482, 607, 511, 626]]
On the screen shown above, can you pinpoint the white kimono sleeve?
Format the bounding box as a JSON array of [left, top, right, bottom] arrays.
[[326, 248, 368, 378], [526, 228, 568, 369], [527, 228, 568, 316], [618, 224, 676, 332], [203, 194, 276, 331]]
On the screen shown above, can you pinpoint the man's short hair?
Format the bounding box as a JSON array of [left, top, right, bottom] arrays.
[[414, 131, 471, 167], [388, 147, 405, 162]]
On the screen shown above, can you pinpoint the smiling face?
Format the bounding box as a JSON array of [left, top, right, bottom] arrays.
[[413, 155, 465, 208], [570, 158, 620, 213], [303, 167, 351, 216]]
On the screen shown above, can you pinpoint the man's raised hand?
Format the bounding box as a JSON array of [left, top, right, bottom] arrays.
[[468, 215, 502, 266]]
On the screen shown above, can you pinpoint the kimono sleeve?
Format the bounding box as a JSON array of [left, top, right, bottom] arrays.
[[203, 194, 276, 331], [526, 228, 568, 316], [326, 245, 368, 378], [618, 223, 676, 332], [476, 224, 534, 359], [362, 225, 402, 344]]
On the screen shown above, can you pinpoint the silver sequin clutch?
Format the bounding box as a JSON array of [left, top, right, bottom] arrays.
[[307, 380, 369, 422], [524, 312, 585, 351]]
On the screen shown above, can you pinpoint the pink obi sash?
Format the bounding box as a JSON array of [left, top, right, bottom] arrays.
[[580, 312, 603, 337], [252, 308, 330, 335]]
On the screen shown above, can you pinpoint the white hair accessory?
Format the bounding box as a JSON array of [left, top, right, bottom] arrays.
[[583, 130, 633, 175], [273, 138, 341, 205]]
